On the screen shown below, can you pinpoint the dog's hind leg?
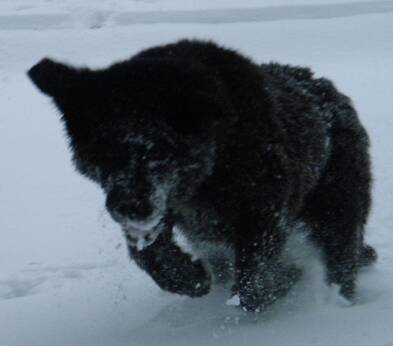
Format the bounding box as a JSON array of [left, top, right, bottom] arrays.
[[301, 116, 375, 301]]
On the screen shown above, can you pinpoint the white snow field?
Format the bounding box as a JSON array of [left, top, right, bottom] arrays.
[[1, 1, 393, 345]]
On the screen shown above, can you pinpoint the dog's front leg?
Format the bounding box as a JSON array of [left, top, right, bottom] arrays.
[[234, 213, 301, 312], [125, 216, 211, 297]]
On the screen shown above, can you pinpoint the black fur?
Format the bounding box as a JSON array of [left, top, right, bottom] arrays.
[[28, 40, 376, 312]]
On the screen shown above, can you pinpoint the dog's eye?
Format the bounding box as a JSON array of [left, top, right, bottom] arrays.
[[85, 152, 129, 179]]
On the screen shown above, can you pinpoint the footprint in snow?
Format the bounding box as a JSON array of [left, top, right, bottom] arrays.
[[0, 262, 115, 300]]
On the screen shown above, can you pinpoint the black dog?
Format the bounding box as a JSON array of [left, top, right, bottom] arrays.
[[28, 40, 376, 312]]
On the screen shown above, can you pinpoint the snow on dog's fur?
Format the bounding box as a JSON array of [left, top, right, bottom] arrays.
[[28, 40, 376, 312]]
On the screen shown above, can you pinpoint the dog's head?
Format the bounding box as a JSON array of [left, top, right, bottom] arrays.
[[28, 56, 235, 241]]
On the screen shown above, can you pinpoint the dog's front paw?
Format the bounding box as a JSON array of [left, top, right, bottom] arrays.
[[151, 258, 212, 297], [237, 275, 275, 312], [127, 223, 212, 298], [236, 265, 302, 312]]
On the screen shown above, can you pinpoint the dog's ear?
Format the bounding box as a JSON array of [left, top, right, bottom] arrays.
[[27, 58, 80, 98]]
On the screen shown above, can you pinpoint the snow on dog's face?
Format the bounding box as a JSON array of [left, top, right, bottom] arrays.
[[28, 57, 232, 245]]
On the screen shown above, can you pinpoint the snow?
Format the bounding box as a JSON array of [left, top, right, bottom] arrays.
[[1, 1, 393, 345], [226, 294, 240, 307], [2, 0, 393, 29]]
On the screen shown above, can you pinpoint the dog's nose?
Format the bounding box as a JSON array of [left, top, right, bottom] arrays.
[[106, 190, 153, 223]]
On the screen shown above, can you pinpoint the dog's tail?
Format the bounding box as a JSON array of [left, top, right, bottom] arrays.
[[359, 244, 378, 267]]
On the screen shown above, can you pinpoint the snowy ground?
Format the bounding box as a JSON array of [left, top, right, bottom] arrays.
[[1, 1, 393, 345], [2, 0, 393, 29]]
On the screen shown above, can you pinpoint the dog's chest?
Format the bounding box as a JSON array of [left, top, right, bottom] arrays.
[[175, 202, 233, 244]]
